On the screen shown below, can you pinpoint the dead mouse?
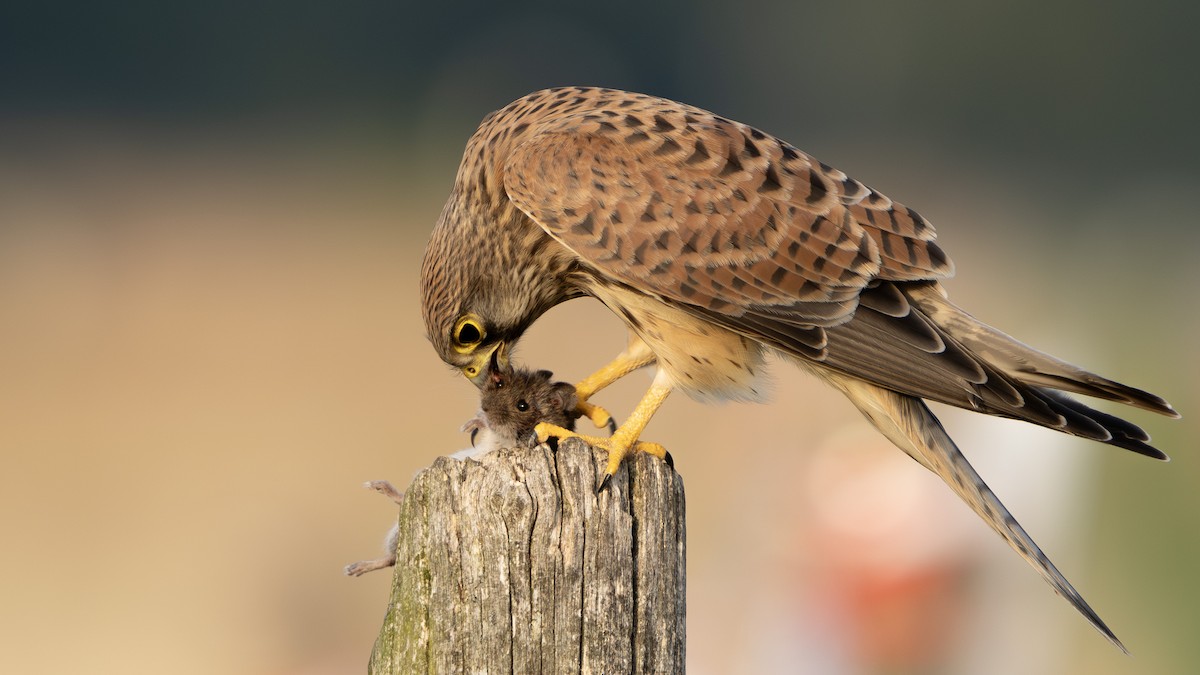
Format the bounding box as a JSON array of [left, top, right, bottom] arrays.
[[345, 364, 580, 577], [461, 363, 579, 452]]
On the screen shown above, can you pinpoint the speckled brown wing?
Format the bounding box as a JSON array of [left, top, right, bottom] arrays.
[[502, 106, 953, 345], [498, 98, 1172, 456]]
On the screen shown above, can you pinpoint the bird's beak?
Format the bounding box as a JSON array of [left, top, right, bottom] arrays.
[[463, 341, 508, 387]]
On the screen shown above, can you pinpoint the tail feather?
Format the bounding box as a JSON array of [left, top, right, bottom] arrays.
[[825, 372, 1129, 653], [906, 283, 1179, 419], [1039, 389, 1166, 459]]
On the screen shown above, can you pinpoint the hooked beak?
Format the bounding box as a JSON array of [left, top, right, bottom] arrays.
[[462, 341, 508, 387]]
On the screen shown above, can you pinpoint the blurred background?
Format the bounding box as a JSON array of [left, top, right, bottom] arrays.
[[1, 1, 1196, 673]]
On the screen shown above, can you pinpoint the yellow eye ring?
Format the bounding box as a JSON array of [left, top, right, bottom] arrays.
[[452, 315, 485, 352]]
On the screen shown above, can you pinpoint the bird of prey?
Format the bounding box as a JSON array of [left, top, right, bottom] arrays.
[[419, 86, 1177, 650]]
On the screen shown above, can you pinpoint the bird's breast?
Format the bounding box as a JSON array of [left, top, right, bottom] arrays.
[[586, 280, 768, 403]]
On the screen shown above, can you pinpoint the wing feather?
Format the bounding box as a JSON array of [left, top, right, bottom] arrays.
[[502, 104, 952, 331], [497, 89, 1170, 458]]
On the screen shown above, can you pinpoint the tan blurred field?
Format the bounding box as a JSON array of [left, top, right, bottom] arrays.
[[1, 107, 1196, 674]]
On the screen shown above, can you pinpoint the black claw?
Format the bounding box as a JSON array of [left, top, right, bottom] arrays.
[[596, 473, 612, 493], [606, 418, 617, 435], [663, 450, 674, 469], [469, 428, 479, 448]]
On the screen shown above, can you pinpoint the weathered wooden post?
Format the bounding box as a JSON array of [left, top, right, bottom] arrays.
[[368, 437, 686, 674]]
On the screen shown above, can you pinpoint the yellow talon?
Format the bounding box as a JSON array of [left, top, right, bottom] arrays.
[[600, 439, 668, 479], [534, 422, 600, 446], [536, 372, 674, 491], [535, 421, 669, 491], [575, 400, 616, 433]]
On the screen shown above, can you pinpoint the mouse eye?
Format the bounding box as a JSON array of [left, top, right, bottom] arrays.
[[516, 399, 529, 412]]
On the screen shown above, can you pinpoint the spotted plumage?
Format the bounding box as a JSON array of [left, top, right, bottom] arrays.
[[419, 86, 1178, 650]]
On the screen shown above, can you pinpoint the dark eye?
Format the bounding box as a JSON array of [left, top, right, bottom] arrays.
[[456, 321, 481, 345], [516, 399, 529, 412], [452, 316, 485, 349]]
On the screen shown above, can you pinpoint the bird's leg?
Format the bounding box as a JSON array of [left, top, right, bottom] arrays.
[[537, 369, 672, 490], [599, 373, 671, 479], [572, 334, 656, 432]]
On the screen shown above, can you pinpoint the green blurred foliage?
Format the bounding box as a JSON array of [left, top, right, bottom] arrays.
[[5, 0, 1198, 171]]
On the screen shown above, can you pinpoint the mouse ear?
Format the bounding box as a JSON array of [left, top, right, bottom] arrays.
[[551, 382, 578, 412], [535, 369, 553, 381], [487, 348, 511, 386], [489, 367, 505, 387]]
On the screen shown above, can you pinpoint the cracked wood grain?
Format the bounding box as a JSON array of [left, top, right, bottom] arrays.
[[368, 438, 685, 674]]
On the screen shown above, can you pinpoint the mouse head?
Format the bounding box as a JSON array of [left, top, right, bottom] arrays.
[[467, 363, 578, 449]]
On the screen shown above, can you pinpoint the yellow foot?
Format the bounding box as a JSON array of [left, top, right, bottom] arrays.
[[534, 422, 668, 491], [575, 400, 617, 434], [569, 335, 656, 435]]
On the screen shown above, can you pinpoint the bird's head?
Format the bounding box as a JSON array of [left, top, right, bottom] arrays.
[[419, 218, 544, 388], [420, 259, 525, 387], [418, 131, 578, 389], [438, 311, 511, 386], [421, 253, 575, 386]]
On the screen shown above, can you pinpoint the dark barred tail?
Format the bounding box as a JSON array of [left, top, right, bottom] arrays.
[[826, 372, 1130, 652]]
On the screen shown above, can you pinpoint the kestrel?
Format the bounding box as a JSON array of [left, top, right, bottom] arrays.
[[419, 86, 1177, 650]]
